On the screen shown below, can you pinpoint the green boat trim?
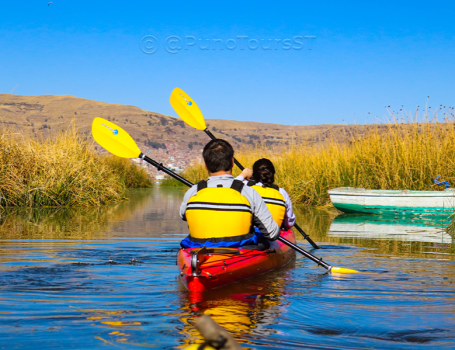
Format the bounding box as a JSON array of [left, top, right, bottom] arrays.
[[332, 202, 455, 217]]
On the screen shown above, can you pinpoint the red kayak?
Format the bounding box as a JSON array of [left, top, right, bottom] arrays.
[[177, 229, 296, 292]]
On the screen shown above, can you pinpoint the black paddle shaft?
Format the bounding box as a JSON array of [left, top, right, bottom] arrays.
[[293, 224, 320, 249], [278, 237, 331, 271], [141, 154, 193, 188], [204, 128, 319, 249]]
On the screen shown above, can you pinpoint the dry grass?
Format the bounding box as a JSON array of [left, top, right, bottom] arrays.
[[0, 126, 152, 207], [101, 154, 152, 188], [165, 107, 455, 206]]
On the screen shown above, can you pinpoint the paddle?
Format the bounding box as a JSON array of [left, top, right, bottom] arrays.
[[91, 118, 359, 274], [91, 117, 192, 187], [169, 88, 245, 171], [170, 87, 320, 249]]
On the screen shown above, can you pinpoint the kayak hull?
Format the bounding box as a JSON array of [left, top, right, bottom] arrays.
[[177, 229, 296, 292]]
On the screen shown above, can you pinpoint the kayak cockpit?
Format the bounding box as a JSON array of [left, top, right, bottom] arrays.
[[178, 229, 296, 292]]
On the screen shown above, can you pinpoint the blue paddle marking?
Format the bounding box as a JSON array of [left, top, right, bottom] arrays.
[[113, 129, 119, 135], [187, 101, 192, 106]]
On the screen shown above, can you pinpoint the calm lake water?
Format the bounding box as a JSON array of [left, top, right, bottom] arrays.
[[0, 187, 454, 349]]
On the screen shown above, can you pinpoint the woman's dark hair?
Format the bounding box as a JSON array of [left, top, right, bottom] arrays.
[[252, 158, 275, 187], [202, 139, 234, 173]]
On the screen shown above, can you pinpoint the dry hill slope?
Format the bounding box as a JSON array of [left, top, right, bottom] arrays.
[[0, 93, 358, 145], [0, 93, 361, 173]]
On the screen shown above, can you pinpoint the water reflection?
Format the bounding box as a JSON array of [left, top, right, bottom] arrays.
[[329, 214, 453, 243], [176, 267, 294, 348], [0, 189, 454, 349], [0, 187, 188, 240], [294, 208, 455, 259]]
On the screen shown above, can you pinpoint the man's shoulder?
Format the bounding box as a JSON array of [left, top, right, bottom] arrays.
[[189, 183, 198, 190], [184, 184, 198, 196]]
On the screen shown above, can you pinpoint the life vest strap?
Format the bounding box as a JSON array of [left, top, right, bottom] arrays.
[[197, 180, 208, 191], [197, 179, 245, 192], [186, 201, 252, 212], [247, 179, 256, 187], [262, 197, 286, 207], [189, 231, 255, 243], [231, 179, 245, 193], [247, 179, 279, 191]]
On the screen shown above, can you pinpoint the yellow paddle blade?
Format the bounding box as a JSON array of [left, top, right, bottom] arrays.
[[170, 87, 207, 130], [91, 117, 141, 158], [331, 267, 361, 274]]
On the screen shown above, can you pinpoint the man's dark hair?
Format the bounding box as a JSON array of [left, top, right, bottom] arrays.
[[203, 139, 234, 173]]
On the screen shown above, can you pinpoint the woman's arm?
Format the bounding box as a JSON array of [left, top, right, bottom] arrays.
[[280, 188, 296, 228]]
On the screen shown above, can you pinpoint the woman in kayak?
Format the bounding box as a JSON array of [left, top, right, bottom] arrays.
[[239, 158, 296, 230]]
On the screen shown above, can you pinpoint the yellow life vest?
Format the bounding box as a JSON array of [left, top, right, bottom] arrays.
[[185, 180, 254, 243], [247, 180, 286, 227]]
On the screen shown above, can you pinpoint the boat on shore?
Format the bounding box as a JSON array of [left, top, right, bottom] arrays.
[[328, 187, 455, 217], [178, 229, 296, 292]]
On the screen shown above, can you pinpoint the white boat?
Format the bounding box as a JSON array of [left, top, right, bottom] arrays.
[[328, 187, 455, 217]]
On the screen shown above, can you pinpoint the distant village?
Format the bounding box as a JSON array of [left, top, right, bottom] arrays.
[[130, 142, 204, 183]]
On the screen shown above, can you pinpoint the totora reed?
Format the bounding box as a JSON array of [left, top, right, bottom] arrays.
[[0, 126, 152, 207], [163, 110, 455, 207]]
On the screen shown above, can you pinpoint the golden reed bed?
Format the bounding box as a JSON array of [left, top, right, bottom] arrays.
[[165, 111, 455, 207], [0, 126, 151, 207]]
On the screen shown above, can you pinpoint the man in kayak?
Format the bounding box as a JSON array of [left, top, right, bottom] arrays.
[[180, 139, 280, 249]]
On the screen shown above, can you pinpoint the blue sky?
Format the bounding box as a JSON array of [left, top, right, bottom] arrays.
[[1, 1, 454, 125]]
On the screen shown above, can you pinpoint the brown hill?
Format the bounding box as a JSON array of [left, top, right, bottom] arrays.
[[0, 93, 361, 173]]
